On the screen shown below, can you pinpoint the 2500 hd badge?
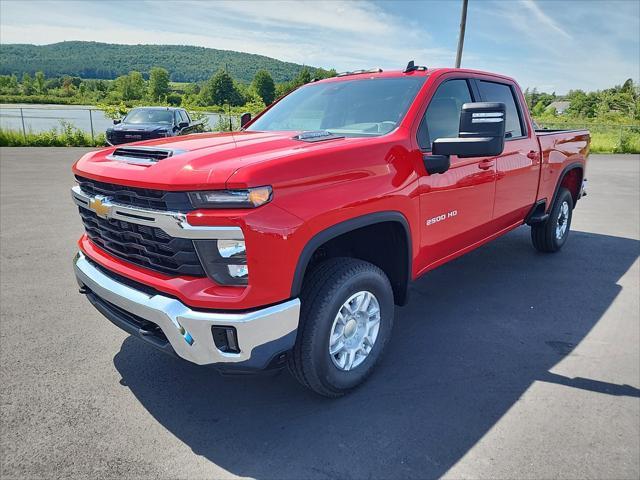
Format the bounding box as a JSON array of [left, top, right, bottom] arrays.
[[427, 210, 458, 226]]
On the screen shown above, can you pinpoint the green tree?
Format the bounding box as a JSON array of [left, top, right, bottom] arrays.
[[116, 71, 146, 100], [21, 73, 34, 95], [185, 83, 200, 95], [252, 69, 276, 105], [62, 75, 76, 97], [34, 71, 46, 94], [0, 74, 19, 94], [201, 69, 241, 106], [296, 67, 311, 85], [166, 93, 182, 106], [148, 67, 170, 101], [532, 101, 547, 116]]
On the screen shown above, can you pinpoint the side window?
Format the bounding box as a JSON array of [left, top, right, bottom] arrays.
[[477, 81, 524, 138], [182, 110, 191, 123], [418, 79, 472, 150]]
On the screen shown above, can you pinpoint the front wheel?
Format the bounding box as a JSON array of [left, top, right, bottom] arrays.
[[288, 258, 394, 397], [531, 187, 574, 253]]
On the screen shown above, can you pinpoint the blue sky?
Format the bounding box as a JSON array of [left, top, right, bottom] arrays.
[[1, 0, 638, 93]]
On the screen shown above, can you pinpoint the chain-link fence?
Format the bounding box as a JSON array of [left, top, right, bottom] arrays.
[[0, 105, 229, 142]]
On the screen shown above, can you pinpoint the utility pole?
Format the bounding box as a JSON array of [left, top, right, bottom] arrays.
[[455, 0, 469, 68]]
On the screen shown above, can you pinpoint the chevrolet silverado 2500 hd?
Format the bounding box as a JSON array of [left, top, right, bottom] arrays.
[[72, 65, 589, 397]]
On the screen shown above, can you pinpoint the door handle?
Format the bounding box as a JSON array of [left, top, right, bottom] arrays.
[[527, 151, 538, 160], [478, 159, 494, 170]]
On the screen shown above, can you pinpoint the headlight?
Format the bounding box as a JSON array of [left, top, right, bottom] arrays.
[[189, 186, 272, 209], [194, 239, 248, 285]]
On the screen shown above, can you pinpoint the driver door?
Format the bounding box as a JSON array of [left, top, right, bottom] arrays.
[[416, 78, 497, 270]]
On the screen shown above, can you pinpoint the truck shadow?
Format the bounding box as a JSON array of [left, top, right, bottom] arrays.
[[113, 228, 639, 479]]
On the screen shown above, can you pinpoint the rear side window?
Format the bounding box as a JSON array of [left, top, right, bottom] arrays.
[[418, 79, 472, 149], [477, 81, 524, 138]]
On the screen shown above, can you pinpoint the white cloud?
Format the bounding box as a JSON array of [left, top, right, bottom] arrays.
[[521, 0, 572, 39], [0, 0, 637, 92], [0, 0, 453, 71]]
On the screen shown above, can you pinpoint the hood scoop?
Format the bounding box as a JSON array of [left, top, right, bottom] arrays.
[[107, 146, 185, 166]]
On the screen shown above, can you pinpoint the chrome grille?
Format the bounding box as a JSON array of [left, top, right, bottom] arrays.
[[79, 207, 205, 277], [75, 176, 192, 211]]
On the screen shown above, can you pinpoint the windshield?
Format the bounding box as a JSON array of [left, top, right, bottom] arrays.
[[124, 109, 174, 124], [247, 76, 426, 137]]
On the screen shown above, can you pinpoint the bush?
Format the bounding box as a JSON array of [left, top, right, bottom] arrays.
[[0, 122, 106, 147], [166, 93, 182, 106]]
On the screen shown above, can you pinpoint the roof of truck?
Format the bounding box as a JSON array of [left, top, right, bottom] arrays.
[[315, 67, 517, 85]]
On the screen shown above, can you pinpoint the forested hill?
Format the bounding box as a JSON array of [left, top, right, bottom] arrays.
[[0, 41, 324, 82]]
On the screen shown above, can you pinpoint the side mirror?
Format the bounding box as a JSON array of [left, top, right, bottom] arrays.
[[240, 112, 252, 128], [113, 119, 121, 125], [178, 121, 189, 129], [432, 102, 506, 159], [422, 154, 450, 175]]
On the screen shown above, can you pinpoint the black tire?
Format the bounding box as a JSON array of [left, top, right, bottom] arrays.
[[531, 187, 574, 253], [288, 258, 394, 397]]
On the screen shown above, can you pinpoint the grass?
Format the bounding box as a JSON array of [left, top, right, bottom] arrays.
[[0, 122, 106, 147]]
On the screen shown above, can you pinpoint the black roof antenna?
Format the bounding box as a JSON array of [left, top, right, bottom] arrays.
[[404, 60, 427, 73]]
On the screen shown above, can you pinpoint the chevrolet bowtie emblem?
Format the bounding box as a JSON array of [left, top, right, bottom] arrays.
[[89, 197, 111, 218]]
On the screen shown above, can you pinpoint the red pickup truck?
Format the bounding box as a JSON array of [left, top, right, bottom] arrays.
[[72, 65, 589, 397]]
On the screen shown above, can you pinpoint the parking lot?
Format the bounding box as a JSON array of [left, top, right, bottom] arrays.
[[1, 148, 638, 479]]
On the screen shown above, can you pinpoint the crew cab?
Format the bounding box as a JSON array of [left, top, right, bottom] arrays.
[[72, 65, 589, 397], [106, 106, 203, 145]]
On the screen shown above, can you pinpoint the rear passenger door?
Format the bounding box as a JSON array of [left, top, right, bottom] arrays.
[[416, 77, 497, 269], [475, 79, 540, 226]]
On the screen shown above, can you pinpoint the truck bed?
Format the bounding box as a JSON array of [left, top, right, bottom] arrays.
[[535, 128, 590, 208]]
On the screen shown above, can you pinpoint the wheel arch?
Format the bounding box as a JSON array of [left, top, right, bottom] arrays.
[[290, 211, 413, 306], [550, 162, 584, 210]]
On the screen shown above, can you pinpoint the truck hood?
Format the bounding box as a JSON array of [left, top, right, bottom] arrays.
[[73, 130, 349, 190], [108, 123, 172, 132]]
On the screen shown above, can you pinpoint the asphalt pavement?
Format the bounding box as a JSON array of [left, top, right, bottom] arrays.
[[1, 148, 638, 479]]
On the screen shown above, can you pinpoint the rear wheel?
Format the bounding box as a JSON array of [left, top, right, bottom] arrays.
[[288, 258, 394, 397], [531, 187, 574, 253]]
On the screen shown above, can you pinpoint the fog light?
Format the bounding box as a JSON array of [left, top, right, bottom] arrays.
[[194, 239, 248, 286], [227, 264, 248, 279], [217, 239, 246, 258], [212, 326, 240, 353]]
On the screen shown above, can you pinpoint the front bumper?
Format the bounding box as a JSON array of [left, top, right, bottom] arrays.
[[74, 252, 300, 370]]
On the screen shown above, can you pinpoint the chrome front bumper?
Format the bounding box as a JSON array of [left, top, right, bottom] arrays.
[[74, 252, 300, 369]]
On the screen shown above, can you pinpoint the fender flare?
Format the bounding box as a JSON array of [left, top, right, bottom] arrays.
[[549, 161, 584, 211], [290, 211, 413, 302]]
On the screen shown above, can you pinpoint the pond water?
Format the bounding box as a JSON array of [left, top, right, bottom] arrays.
[[0, 104, 224, 136]]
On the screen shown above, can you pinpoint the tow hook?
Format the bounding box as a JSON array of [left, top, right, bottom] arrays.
[[78, 285, 89, 295]]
